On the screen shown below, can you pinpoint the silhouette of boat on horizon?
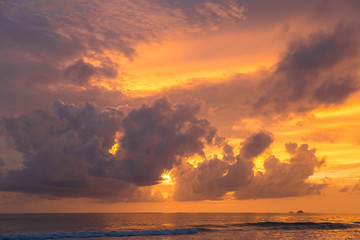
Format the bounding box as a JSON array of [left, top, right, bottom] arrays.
[[289, 210, 304, 213]]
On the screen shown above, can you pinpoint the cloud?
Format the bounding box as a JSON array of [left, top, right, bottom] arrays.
[[0, 100, 130, 200], [0, 0, 352, 203], [240, 132, 274, 158], [0, 97, 216, 201], [0, 158, 5, 177], [256, 23, 360, 112], [0, 1, 126, 116], [64, 59, 118, 86], [173, 132, 267, 200], [234, 143, 326, 199], [1, 97, 325, 202], [353, 182, 360, 192], [0, 0, 249, 119], [164, 22, 360, 132], [173, 133, 326, 201], [174, 157, 231, 201], [155, 0, 246, 28], [113, 97, 217, 185], [341, 180, 360, 193]]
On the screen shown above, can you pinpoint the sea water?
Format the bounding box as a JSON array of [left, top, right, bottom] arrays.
[[0, 213, 359, 239]]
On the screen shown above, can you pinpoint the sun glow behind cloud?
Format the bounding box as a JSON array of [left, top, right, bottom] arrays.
[[1, 0, 360, 213], [108, 132, 122, 155], [161, 172, 174, 185], [108, 140, 119, 155]]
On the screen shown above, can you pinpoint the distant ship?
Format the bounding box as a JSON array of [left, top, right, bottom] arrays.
[[297, 210, 304, 213]]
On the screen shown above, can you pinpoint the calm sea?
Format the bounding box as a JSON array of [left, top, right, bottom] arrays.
[[0, 213, 359, 239]]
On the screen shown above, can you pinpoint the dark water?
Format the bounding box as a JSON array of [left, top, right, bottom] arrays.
[[0, 213, 359, 239]]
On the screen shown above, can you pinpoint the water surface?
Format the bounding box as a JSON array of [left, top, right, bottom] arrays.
[[0, 213, 359, 239]]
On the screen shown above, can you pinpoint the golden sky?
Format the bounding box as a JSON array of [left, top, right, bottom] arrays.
[[0, 0, 360, 213]]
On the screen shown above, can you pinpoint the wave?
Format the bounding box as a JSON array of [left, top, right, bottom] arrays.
[[0, 228, 199, 240], [1, 222, 359, 239], [242, 221, 358, 230], [192, 221, 360, 231]]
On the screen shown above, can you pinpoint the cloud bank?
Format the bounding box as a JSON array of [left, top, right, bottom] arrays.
[[165, 22, 360, 130], [0, 97, 217, 201], [1, 0, 354, 203], [174, 133, 326, 201], [0, 98, 326, 201], [0, 0, 247, 117]]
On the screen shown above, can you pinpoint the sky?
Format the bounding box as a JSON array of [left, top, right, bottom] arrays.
[[0, 0, 360, 213]]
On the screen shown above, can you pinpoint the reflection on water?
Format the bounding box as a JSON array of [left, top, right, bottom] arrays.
[[0, 213, 359, 239]]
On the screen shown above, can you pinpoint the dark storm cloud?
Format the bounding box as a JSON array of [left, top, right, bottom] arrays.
[[277, 24, 358, 73], [114, 97, 217, 185], [174, 132, 273, 200], [256, 23, 360, 112], [0, 97, 216, 200], [0, 100, 126, 200], [165, 22, 360, 130], [240, 132, 273, 158], [313, 76, 357, 104], [174, 133, 326, 201]]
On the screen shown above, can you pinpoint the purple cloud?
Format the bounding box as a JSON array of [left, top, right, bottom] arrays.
[[0, 97, 217, 201], [173, 133, 326, 201]]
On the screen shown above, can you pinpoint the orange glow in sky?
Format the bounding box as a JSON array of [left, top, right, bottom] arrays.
[[1, 0, 360, 214]]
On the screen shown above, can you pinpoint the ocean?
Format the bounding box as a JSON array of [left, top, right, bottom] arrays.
[[0, 213, 359, 239]]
